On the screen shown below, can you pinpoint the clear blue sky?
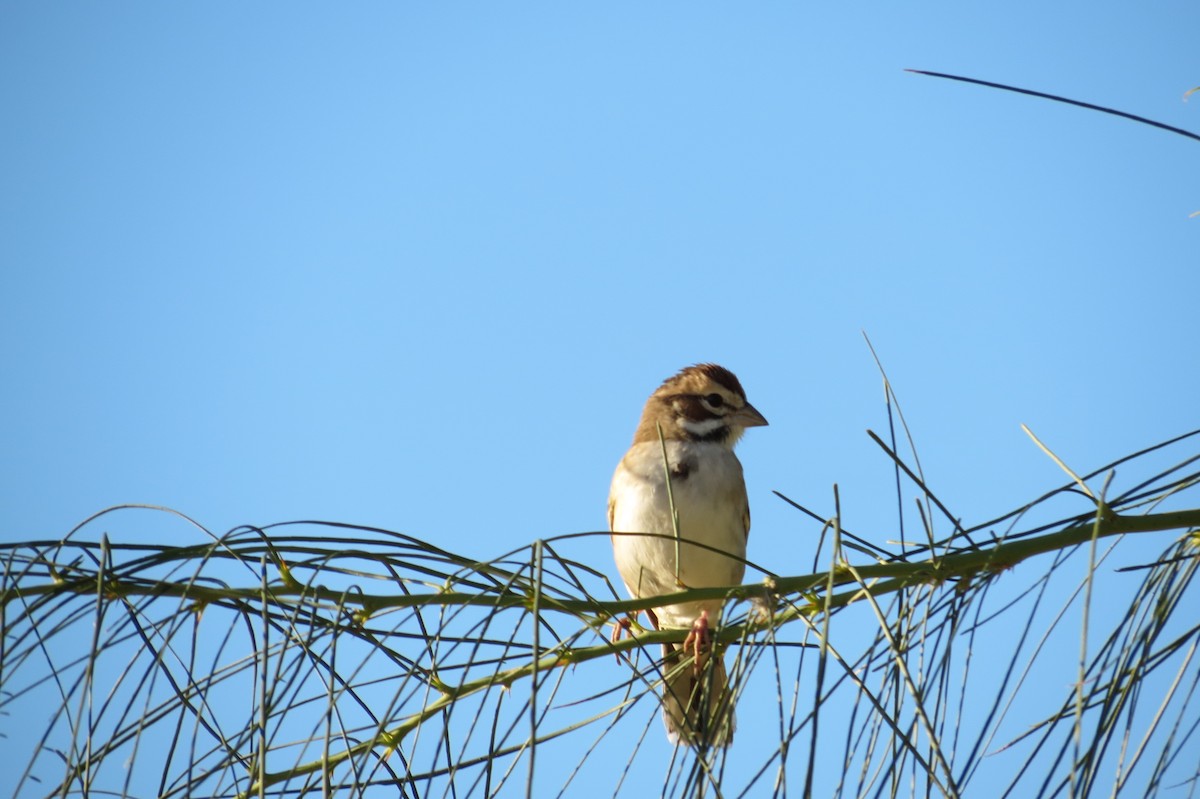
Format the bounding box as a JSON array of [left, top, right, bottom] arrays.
[[2, 2, 1197, 795]]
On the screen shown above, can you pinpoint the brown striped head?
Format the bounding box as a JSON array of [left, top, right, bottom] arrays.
[[631, 363, 768, 447]]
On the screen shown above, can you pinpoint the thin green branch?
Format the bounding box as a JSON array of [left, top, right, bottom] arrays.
[[9, 509, 1196, 626]]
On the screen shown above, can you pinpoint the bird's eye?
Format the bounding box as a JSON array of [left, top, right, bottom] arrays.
[[705, 393, 724, 408]]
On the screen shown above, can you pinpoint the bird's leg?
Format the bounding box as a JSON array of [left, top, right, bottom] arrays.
[[610, 616, 632, 645], [610, 607, 662, 653], [682, 609, 713, 673]]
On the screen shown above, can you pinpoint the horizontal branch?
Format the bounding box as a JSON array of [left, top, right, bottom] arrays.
[[6, 508, 1197, 624]]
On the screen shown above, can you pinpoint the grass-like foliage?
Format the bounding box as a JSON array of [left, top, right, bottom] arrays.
[[3, 419, 1199, 798]]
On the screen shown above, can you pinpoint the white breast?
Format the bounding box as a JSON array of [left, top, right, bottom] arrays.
[[609, 439, 749, 629]]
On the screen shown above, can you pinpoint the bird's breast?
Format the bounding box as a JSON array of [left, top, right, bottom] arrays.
[[609, 440, 749, 623]]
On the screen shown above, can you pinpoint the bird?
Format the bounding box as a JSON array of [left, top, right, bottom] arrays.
[[608, 363, 768, 747]]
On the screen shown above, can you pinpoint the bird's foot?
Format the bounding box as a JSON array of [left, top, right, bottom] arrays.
[[610, 616, 632, 645], [610, 608, 663, 661], [682, 610, 713, 673]]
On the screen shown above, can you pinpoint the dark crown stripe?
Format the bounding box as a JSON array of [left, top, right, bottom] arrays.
[[693, 363, 746, 400]]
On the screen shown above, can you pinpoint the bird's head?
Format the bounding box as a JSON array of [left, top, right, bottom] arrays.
[[633, 363, 768, 447]]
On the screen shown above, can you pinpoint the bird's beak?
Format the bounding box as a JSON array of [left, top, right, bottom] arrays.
[[735, 403, 769, 428]]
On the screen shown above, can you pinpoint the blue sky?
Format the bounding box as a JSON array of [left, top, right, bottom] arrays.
[[2, 2, 1198, 795]]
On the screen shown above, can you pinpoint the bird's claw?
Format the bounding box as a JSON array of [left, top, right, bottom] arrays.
[[682, 610, 713, 673], [610, 616, 633, 645]]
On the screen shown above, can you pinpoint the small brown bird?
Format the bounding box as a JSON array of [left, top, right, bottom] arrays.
[[608, 364, 768, 747]]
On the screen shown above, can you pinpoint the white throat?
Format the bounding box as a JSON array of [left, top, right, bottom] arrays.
[[680, 417, 725, 437]]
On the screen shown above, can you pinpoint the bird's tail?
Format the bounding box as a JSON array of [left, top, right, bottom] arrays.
[[661, 644, 736, 748]]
